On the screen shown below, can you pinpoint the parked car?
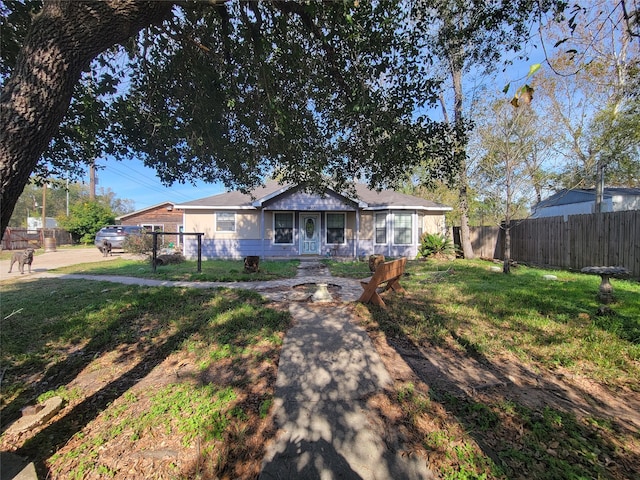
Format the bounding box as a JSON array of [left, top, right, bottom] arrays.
[[94, 225, 146, 252]]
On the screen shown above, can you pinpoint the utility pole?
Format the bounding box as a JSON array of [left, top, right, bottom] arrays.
[[595, 159, 605, 213], [89, 162, 96, 200], [41, 183, 47, 229]]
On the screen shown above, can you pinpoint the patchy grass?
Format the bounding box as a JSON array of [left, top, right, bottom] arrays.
[[53, 258, 300, 282], [322, 259, 372, 278], [329, 261, 640, 480], [347, 258, 640, 480], [1, 279, 290, 479], [328, 258, 640, 385]]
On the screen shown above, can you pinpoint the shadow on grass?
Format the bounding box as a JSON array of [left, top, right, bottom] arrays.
[[1, 278, 290, 479], [361, 261, 640, 479]]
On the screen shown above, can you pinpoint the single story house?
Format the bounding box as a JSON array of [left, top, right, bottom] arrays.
[[116, 201, 184, 247], [531, 188, 640, 219], [174, 182, 452, 259]]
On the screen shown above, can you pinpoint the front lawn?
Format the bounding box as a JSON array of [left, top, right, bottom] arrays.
[[53, 258, 300, 282], [1, 279, 290, 479], [334, 258, 640, 480]]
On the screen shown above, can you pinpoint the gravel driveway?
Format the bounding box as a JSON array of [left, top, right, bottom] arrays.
[[0, 247, 139, 282]]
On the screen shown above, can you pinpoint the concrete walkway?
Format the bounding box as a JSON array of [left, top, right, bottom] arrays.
[[1, 253, 435, 479], [260, 301, 434, 479]]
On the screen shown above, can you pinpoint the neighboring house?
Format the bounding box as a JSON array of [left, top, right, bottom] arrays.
[[175, 181, 452, 260], [531, 188, 640, 219], [116, 201, 184, 247]]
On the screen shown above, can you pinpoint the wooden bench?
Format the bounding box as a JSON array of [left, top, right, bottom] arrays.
[[358, 257, 407, 307]]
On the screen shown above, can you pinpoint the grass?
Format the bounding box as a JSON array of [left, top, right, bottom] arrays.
[[2, 257, 638, 478], [53, 257, 300, 282], [328, 258, 640, 387], [1, 278, 290, 478], [333, 258, 640, 480]]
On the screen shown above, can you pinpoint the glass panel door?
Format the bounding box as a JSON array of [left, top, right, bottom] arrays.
[[300, 214, 320, 254]]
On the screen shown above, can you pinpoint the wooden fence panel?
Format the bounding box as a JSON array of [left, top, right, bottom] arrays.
[[1, 228, 73, 250], [454, 210, 639, 278]]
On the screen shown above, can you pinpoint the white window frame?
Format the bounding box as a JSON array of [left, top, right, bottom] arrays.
[[325, 212, 346, 245], [374, 212, 387, 245], [215, 212, 236, 232], [141, 224, 164, 232], [273, 211, 294, 245], [393, 211, 413, 245]]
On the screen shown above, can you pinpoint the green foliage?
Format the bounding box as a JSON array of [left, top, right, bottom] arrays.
[[121, 231, 152, 254], [417, 233, 455, 258], [8, 181, 133, 228], [57, 200, 114, 244]]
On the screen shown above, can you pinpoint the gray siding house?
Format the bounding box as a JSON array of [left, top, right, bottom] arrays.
[[175, 182, 451, 259], [532, 188, 640, 219]]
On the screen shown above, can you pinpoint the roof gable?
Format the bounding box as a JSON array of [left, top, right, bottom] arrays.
[[116, 201, 177, 220]]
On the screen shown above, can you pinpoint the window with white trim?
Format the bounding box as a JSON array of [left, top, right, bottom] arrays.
[[326, 213, 345, 244], [141, 224, 164, 232], [216, 212, 236, 232], [274, 212, 294, 244], [393, 212, 412, 245], [375, 213, 387, 244]]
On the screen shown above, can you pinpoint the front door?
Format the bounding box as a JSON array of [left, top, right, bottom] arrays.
[[300, 214, 320, 255]]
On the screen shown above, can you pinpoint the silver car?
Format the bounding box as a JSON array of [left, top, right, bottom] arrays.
[[94, 225, 145, 252]]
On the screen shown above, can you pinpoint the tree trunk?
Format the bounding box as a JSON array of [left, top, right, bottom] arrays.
[[450, 46, 475, 260], [503, 226, 511, 274], [458, 181, 475, 259], [0, 0, 174, 239]]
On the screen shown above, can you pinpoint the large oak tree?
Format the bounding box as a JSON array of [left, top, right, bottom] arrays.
[[1, 1, 174, 235], [1, 0, 440, 238]]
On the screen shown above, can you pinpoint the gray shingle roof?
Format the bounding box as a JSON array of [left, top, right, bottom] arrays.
[[175, 181, 451, 211]]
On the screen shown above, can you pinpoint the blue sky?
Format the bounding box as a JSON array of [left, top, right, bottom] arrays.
[[93, 156, 225, 211]]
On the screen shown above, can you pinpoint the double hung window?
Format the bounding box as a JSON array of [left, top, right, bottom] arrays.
[[216, 212, 235, 232], [375, 213, 387, 244], [274, 213, 294, 244], [326, 213, 345, 244], [393, 213, 412, 245]]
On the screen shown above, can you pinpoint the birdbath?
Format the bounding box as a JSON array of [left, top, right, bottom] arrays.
[[580, 266, 630, 304], [311, 283, 332, 303]]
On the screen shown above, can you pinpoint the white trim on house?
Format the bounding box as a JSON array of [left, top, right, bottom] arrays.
[[251, 185, 296, 207], [391, 211, 413, 246]]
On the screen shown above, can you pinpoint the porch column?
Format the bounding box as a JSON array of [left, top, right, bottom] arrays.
[[260, 209, 265, 258], [355, 209, 360, 258]]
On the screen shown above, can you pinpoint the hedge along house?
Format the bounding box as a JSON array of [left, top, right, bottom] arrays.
[[174, 182, 452, 260]]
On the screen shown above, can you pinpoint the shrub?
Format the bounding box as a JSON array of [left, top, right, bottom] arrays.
[[122, 231, 153, 254], [57, 201, 115, 245], [417, 233, 455, 259]]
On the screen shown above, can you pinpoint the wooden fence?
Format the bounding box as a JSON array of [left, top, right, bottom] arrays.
[[453, 210, 640, 278], [2, 228, 73, 251]]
